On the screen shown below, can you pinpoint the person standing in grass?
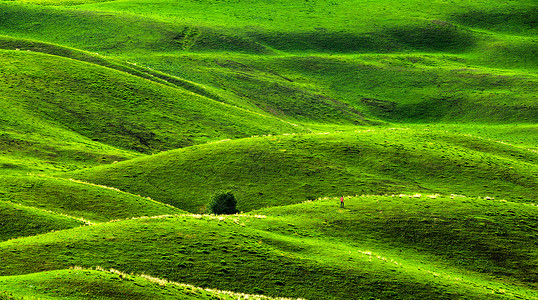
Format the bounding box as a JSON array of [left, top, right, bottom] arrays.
[[340, 196, 344, 207]]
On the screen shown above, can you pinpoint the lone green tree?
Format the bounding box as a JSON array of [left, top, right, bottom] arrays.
[[208, 191, 238, 215]]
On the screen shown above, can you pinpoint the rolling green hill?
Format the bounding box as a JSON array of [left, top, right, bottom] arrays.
[[0, 0, 536, 298], [0, 268, 293, 300], [0, 196, 536, 299], [0, 0, 536, 126], [68, 128, 538, 212], [0, 174, 185, 222], [0, 200, 84, 242], [0, 49, 305, 155]]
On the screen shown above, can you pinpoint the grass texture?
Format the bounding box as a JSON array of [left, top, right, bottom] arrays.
[[0, 195, 536, 299], [68, 128, 538, 212], [0, 0, 536, 298]]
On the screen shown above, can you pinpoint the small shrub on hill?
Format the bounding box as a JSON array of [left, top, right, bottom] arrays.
[[208, 192, 238, 215]]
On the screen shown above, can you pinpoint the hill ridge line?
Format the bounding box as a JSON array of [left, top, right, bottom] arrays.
[[2, 200, 93, 227], [0, 36, 307, 128], [0, 35, 180, 86], [202, 128, 402, 146], [68, 178, 178, 209], [0, 36, 246, 108], [26, 174, 176, 209]]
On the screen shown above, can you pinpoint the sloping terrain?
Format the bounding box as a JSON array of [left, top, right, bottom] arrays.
[[0, 49, 304, 154], [0, 175, 185, 222], [0, 0, 536, 299], [0, 268, 298, 300], [0, 0, 536, 125], [0, 196, 536, 299], [68, 129, 538, 212], [0, 200, 84, 242]]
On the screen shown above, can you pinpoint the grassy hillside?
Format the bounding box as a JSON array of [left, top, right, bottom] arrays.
[[0, 175, 185, 223], [68, 128, 538, 212], [0, 200, 84, 242], [0, 0, 536, 298], [0, 34, 247, 104], [255, 195, 538, 288], [0, 0, 536, 125], [0, 195, 536, 299], [0, 118, 139, 175], [150, 53, 536, 124], [0, 268, 293, 300], [0, 49, 305, 155], [3, 0, 536, 54]]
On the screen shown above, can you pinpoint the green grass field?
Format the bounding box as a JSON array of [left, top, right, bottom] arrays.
[[66, 128, 538, 212], [0, 0, 536, 298]]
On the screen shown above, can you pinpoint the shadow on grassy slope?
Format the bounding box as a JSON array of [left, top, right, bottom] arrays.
[[366, 96, 538, 123], [256, 195, 538, 287], [146, 53, 537, 125], [0, 2, 486, 57], [451, 7, 538, 36], [0, 3, 270, 54], [268, 54, 537, 122], [250, 22, 476, 53], [210, 67, 368, 124]]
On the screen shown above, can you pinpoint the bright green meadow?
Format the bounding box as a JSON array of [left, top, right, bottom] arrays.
[[0, 0, 536, 299]]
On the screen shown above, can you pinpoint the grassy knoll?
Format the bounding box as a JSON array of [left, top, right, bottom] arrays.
[[68, 128, 538, 212], [0, 268, 291, 300], [0, 174, 185, 223], [0, 200, 84, 242], [0, 195, 536, 299]]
